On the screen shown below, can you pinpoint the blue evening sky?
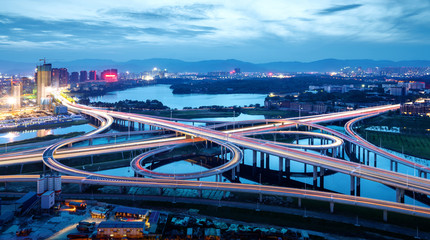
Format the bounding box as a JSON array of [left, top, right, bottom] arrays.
[[0, 0, 429, 62]]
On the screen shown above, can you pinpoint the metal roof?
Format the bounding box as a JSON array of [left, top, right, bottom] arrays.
[[113, 206, 149, 216], [98, 221, 145, 229]]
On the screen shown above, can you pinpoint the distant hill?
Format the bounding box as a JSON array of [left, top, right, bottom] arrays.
[[1, 58, 430, 75]]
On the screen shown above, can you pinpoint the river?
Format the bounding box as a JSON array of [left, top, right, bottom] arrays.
[[88, 84, 267, 109]]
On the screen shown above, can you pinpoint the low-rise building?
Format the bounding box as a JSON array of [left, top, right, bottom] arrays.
[[96, 221, 145, 239], [401, 99, 430, 117]]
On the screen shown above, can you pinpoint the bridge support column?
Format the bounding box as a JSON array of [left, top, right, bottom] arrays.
[[298, 198, 302, 208], [356, 177, 361, 197], [232, 168, 236, 180], [259, 193, 263, 203], [330, 202, 334, 213], [285, 158, 291, 180], [350, 175, 355, 196], [383, 210, 388, 222], [366, 150, 370, 165], [320, 168, 325, 189], [395, 162, 398, 172], [341, 145, 345, 159], [252, 150, 257, 176], [278, 157, 283, 182], [374, 153, 377, 167], [396, 188, 405, 203], [313, 166, 318, 189], [260, 152, 264, 169], [357, 146, 361, 161], [304, 163, 307, 174], [88, 139, 93, 146], [158, 188, 163, 195], [265, 154, 270, 170], [198, 189, 202, 198]]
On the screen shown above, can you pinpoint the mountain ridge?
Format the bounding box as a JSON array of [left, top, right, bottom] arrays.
[[1, 58, 429, 75]]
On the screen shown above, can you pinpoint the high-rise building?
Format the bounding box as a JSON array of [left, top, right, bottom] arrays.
[[101, 69, 118, 82], [89, 70, 97, 81], [11, 81, 23, 109], [36, 63, 52, 105], [80, 71, 87, 82], [70, 72, 79, 83], [59, 68, 69, 87], [51, 68, 69, 88]]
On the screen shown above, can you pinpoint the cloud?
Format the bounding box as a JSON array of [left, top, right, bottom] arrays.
[[0, 0, 429, 61], [318, 4, 362, 15]]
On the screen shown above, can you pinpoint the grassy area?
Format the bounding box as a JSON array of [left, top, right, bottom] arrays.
[[356, 112, 430, 159], [359, 131, 430, 159]]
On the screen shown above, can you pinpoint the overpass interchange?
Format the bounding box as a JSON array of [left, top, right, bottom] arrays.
[[1, 94, 430, 222]]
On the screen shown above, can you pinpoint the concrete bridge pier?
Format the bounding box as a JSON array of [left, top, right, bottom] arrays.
[[341, 145, 345, 159], [330, 201, 334, 213], [285, 158, 291, 180], [366, 150, 370, 165], [278, 157, 284, 182], [158, 188, 163, 195], [396, 188, 405, 203], [252, 150, 257, 176], [320, 168, 325, 189], [374, 153, 377, 167], [265, 154, 270, 170], [383, 210, 388, 222], [260, 152, 264, 170], [350, 175, 356, 196], [313, 166, 318, 189], [356, 177, 361, 196]]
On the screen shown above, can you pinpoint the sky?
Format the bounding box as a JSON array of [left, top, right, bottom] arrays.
[[0, 0, 430, 63]]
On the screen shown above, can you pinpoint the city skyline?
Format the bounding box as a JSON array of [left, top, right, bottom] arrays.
[[1, 0, 430, 62]]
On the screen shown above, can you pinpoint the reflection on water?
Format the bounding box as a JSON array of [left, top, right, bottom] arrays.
[[0, 124, 95, 144]]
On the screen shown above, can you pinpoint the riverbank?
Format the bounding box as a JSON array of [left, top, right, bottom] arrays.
[[0, 119, 89, 133], [0, 131, 86, 149]]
